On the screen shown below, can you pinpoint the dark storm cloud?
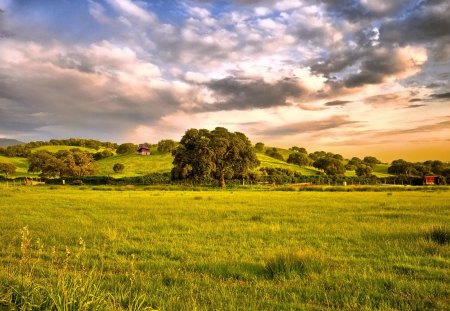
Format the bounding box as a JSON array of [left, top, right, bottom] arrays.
[[324, 100, 351, 106], [343, 48, 410, 88], [404, 104, 425, 109], [379, 1, 450, 45], [255, 115, 358, 136], [200, 76, 305, 111], [431, 92, 450, 99]]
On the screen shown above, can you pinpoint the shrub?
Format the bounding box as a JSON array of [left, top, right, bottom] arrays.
[[113, 163, 125, 173], [264, 250, 321, 279], [425, 226, 449, 245]]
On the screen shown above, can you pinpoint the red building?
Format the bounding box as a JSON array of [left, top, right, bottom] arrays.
[[137, 143, 150, 155]]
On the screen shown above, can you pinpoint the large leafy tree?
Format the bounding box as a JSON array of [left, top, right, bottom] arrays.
[[172, 127, 260, 187], [28, 149, 97, 178], [0, 162, 16, 177], [313, 157, 345, 176], [157, 139, 178, 154], [287, 152, 311, 166]]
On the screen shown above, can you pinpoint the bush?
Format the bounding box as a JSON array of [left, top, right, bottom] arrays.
[[113, 163, 125, 173], [264, 250, 322, 279], [71, 180, 84, 186], [425, 226, 449, 245]]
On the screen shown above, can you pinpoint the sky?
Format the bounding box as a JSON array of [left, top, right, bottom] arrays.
[[0, 0, 449, 161]]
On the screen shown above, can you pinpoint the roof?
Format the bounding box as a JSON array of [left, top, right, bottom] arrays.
[[137, 143, 150, 151]]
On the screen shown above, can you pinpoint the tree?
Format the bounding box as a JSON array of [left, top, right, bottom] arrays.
[[313, 157, 345, 176], [116, 143, 138, 154], [265, 148, 284, 161], [28, 150, 97, 178], [290, 146, 307, 154], [355, 164, 373, 177], [172, 127, 260, 187], [157, 139, 178, 154], [0, 162, 16, 177], [363, 156, 381, 168], [254, 142, 265, 152], [28, 150, 63, 178], [113, 163, 125, 173], [93, 149, 114, 160], [388, 159, 417, 176], [287, 152, 311, 166], [58, 150, 97, 177]]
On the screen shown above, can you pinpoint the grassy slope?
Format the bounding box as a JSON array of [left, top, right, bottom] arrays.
[[0, 155, 36, 177], [0, 188, 448, 310], [96, 153, 173, 177], [257, 153, 320, 175], [31, 145, 99, 153]]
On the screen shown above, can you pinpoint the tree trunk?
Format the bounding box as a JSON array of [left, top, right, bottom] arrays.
[[219, 172, 225, 188]]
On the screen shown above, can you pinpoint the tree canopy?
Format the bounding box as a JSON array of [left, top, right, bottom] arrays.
[[28, 149, 97, 178], [287, 152, 311, 166], [116, 143, 138, 154], [172, 127, 260, 187], [157, 139, 178, 154], [0, 162, 16, 176]]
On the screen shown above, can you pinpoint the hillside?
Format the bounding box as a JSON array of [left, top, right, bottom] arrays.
[[0, 155, 37, 178], [257, 153, 320, 175], [31, 145, 100, 153], [1, 143, 395, 179], [96, 153, 173, 177], [0, 138, 25, 147]]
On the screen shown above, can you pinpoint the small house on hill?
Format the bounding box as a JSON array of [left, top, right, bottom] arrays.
[[137, 143, 150, 155]]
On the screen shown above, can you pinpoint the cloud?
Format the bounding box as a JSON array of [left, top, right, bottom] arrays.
[[404, 104, 425, 109], [199, 76, 306, 111], [343, 46, 427, 88], [0, 40, 184, 140], [324, 100, 351, 106], [431, 92, 450, 99], [105, 0, 155, 23], [379, 1, 450, 45], [255, 115, 358, 136]]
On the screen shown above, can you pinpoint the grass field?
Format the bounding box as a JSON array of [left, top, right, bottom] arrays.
[[0, 187, 448, 310], [96, 153, 173, 177], [257, 153, 320, 175]]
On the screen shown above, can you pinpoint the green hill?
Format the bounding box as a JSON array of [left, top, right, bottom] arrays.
[[31, 145, 100, 153], [0, 155, 37, 178], [96, 153, 173, 177], [256, 153, 320, 175]]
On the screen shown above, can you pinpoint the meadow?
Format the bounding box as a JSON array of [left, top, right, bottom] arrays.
[[0, 186, 449, 310]]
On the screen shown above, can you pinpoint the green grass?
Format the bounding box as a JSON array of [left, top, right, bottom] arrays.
[[31, 145, 99, 153], [0, 187, 448, 310], [0, 155, 37, 178], [96, 153, 174, 177], [257, 153, 320, 175]]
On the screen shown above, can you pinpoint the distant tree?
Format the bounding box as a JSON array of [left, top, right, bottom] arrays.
[[348, 157, 362, 166], [0, 162, 16, 177], [157, 139, 178, 154], [313, 157, 345, 176], [172, 127, 260, 187], [28, 151, 63, 178], [363, 156, 381, 167], [355, 164, 373, 177], [388, 159, 417, 176], [290, 146, 308, 154], [0, 147, 5, 155], [116, 143, 138, 154], [28, 150, 97, 178], [265, 148, 284, 161], [287, 152, 311, 166], [93, 149, 114, 161], [113, 163, 125, 173], [58, 150, 97, 177], [4, 145, 31, 157], [254, 142, 265, 152]]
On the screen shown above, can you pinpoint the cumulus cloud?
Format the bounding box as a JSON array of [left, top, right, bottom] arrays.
[[0, 39, 183, 140], [199, 76, 306, 111]]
